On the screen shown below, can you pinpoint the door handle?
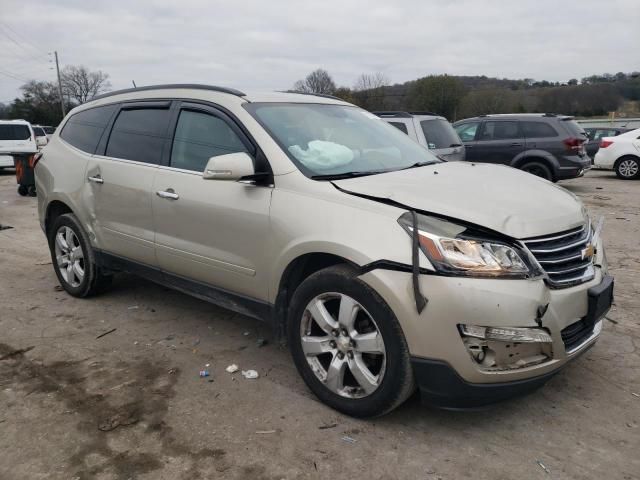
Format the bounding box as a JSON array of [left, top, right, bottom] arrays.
[[511, 143, 522, 147], [87, 175, 104, 184], [156, 189, 179, 200]]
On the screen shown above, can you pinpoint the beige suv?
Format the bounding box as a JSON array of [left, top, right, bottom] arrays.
[[35, 85, 613, 416]]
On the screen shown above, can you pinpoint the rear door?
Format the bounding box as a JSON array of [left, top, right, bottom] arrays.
[[85, 101, 173, 266], [522, 120, 561, 155], [152, 102, 272, 301], [473, 120, 524, 164]]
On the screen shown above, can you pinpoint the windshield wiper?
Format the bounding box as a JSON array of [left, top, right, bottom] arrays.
[[311, 170, 387, 180], [397, 160, 439, 171]]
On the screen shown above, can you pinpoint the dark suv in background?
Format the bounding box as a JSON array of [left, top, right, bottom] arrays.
[[453, 114, 590, 181]]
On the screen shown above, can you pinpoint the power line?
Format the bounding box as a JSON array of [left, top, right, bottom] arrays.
[[0, 20, 49, 56], [0, 68, 30, 83]]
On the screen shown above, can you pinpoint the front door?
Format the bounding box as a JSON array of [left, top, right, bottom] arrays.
[[152, 103, 272, 301]]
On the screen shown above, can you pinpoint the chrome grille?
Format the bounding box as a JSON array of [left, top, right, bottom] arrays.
[[522, 224, 595, 288]]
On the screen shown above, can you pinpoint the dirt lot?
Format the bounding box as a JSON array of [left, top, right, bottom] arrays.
[[0, 168, 638, 480]]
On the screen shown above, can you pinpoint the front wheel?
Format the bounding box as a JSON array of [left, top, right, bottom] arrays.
[[615, 156, 640, 179], [288, 265, 415, 417]]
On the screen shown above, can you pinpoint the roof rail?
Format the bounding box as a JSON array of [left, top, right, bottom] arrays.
[[371, 111, 413, 118], [408, 111, 440, 116], [284, 91, 344, 101], [91, 84, 246, 101]]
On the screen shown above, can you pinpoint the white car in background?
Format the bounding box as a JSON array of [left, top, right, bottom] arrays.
[[594, 127, 640, 179], [0, 120, 39, 170]]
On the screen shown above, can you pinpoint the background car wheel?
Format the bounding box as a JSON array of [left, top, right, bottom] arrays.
[[27, 185, 37, 197], [17, 185, 28, 196], [288, 264, 415, 417], [521, 161, 553, 181], [614, 156, 640, 179], [48, 213, 112, 297]]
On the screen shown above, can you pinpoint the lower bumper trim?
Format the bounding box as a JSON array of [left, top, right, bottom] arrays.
[[411, 357, 558, 409]]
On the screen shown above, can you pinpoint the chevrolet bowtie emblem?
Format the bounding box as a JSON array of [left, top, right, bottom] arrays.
[[581, 243, 595, 260]]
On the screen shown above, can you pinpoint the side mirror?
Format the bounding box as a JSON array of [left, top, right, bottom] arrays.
[[203, 152, 254, 181], [36, 136, 48, 147]]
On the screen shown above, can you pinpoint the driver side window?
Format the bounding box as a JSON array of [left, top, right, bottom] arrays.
[[455, 122, 479, 142], [170, 110, 247, 172]]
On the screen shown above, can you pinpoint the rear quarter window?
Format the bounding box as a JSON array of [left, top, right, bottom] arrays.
[[60, 105, 117, 154], [420, 119, 460, 148], [388, 122, 408, 134], [560, 119, 587, 138], [522, 122, 558, 138], [0, 124, 31, 141]]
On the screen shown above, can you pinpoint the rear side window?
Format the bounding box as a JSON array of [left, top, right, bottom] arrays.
[[61, 105, 116, 154], [420, 119, 460, 149], [522, 122, 558, 138], [33, 127, 46, 137], [561, 119, 587, 138], [0, 124, 31, 140], [170, 110, 248, 172], [106, 107, 171, 164], [388, 122, 408, 134], [479, 121, 521, 140]]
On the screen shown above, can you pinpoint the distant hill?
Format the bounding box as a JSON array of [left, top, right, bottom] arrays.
[[346, 72, 640, 121]]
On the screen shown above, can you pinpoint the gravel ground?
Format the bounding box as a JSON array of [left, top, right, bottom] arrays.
[[0, 168, 638, 480]]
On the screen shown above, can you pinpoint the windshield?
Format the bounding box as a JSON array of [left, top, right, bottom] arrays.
[[420, 119, 461, 149], [245, 103, 440, 178], [33, 127, 46, 137]]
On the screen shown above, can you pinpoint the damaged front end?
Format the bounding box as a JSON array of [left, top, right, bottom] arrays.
[[458, 325, 553, 371]]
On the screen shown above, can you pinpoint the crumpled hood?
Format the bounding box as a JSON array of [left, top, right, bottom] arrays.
[[334, 162, 586, 239]]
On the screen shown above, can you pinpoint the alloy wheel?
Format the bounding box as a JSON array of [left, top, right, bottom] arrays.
[[618, 159, 639, 178], [54, 226, 85, 287], [300, 293, 386, 398]]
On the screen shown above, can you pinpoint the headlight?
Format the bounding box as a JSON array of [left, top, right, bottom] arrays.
[[398, 212, 533, 278]]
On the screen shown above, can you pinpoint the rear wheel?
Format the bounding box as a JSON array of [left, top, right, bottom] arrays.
[[288, 264, 415, 417], [48, 213, 112, 297], [615, 156, 640, 179], [17, 185, 28, 196], [521, 161, 553, 181]]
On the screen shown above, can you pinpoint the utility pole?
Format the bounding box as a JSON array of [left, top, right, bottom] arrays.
[[54, 51, 65, 117]]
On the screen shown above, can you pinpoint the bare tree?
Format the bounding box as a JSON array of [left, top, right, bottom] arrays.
[[291, 69, 336, 95], [353, 72, 389, 92], [351, 72, 390, 110], [61, 65, 111, 104]]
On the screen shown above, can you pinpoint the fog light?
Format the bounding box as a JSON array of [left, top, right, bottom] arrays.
[[460, 325, 552, 343]]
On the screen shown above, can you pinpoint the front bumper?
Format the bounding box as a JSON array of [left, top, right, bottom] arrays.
[[410, 350, 589, 409], [359, 241, 609, 405]]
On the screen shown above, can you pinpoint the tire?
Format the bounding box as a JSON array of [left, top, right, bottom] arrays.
[[614, 156, 640, 180], [17, 185, 28, 196], [520, 161, 553, 181], [288, 264, 415, 417], [27, 185, 37, 197], [48, 213, 112, 297]]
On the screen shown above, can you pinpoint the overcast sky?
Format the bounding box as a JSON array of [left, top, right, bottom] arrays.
[[1, 0, 638, 103]]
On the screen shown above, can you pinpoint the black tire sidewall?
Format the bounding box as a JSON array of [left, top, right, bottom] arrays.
[[288, 266, 413, 417], [48, 213, 97, 297], [521, 161, 552, 181]]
